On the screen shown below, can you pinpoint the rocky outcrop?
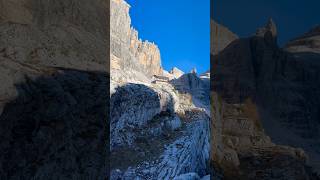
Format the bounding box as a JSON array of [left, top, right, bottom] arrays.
[[0, 69, 108, 179], [162, 67, 185, 80], [130, 29, 163, 76], [211, 20, 238, 55], [171, 73, 210, 109], [285, 25, 320, 53], [211, 18, 320, 178], [110, 0, 163, 78], [111, 108, 210, 179], [110, 83, 178, 150], [200, 71, 210, 80], [110, 1, 211, 179], [0, 0, 108, 72], [0, 0, 108, 179], [170, 67, 185, 79]]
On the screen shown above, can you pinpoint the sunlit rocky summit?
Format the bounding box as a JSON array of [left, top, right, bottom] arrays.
[[110, 0, 211, 179]]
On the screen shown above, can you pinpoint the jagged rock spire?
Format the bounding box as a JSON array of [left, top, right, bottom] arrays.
[[256, 18, 277, 38], [190, 68, 197, 74], [266, 18, 277, 37], [255, 18, 278, 46]]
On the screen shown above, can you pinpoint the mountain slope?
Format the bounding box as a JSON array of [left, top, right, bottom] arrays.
[[211, 18, 320, 179]]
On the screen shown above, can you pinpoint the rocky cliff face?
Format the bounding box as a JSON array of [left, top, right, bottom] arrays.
[[285, 25, 320, 53], [110, 0, 163, 79], [170, 67, 185, 79], [211, 20, 238, 55], [171, 73, 210, 110], [110, 77, 211, 179], [211, 19, 320, 179], [0, 0, 108, 71], [0, 0, 108, 179], [110, 1, 211, 179]]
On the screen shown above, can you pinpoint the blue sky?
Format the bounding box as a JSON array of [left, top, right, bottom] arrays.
[[126, 0, 210, 74], [213, 0, 320, 46]]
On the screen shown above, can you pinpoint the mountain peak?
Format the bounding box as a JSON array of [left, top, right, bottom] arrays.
[[266, 18, 277, 37], [256, 18, 277, 38]]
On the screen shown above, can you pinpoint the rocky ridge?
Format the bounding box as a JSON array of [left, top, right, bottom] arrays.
[[211, 18, 320, 179], [110, 0, 162, 79]]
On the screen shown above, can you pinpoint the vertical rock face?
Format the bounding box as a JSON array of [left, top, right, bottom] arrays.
[[211, 20, 238, 55], [0, 0, 108, 179], [110, 0, 163, 77], [211, 19, 320, 179], [130, 29, 163, 76]]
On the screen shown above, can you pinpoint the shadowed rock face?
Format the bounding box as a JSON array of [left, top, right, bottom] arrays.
[[211, 19, 320, 179], [171, 73, 210, 108], [110, 83, 175, 150], [211, 20, 238, 55], [0, 0, 109, 179], [0, 69, 108, 179]]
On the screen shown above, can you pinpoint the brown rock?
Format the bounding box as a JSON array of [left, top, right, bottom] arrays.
[[211, 20, 238, 55]]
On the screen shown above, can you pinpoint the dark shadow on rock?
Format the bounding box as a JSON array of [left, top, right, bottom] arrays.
[[211, 31, 320, 178], [0, 68, 109, 179]]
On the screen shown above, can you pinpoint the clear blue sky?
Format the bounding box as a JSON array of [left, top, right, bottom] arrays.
[[127, 0, 210, 74], [212, 0, 320, 46]]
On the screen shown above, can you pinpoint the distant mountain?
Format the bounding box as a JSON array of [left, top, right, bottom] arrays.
[[211, 18, 320, 179]]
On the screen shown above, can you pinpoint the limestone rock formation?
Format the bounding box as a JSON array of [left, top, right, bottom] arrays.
[[0, 0, 108, 179], [285, 25, 320, 53], [0, 0, 108, 72], [110, 83, 178, 149], [0, 69, 108, 179], [130, 29, 163, 76], [199, 70, 210, 79], [211, 19, 320, 179], [110, 1, 211, 179], [110, 0, 163, 78], [170, 67, 185, 79], [211, 20, 238, 55]]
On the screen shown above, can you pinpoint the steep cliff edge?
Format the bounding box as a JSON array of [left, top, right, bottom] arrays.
[[110, 0, 162, 80], [211, 19, 320, 179]]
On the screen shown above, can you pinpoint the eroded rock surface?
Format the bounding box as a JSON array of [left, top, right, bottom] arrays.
[[111, 0, 163, 78], [211, 19, 320, 179], [211, 20, 238, 55], [110, 1, 211, 179], [0, 0, 108, 179]]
